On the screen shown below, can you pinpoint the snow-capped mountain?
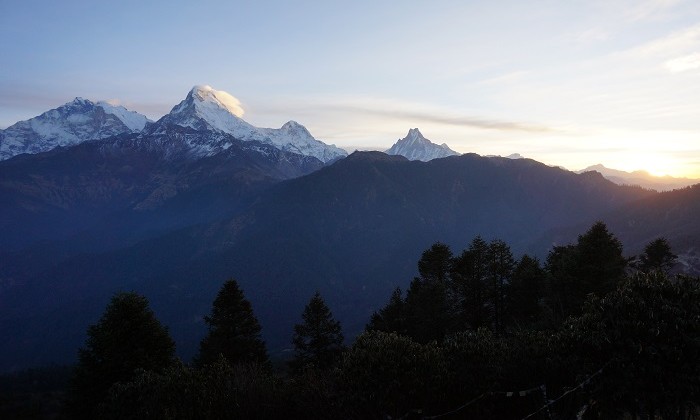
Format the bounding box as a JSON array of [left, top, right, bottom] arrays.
[[151, 85, 346, 163], [385, 128, 459, 161], [0, 98, 150, 160]]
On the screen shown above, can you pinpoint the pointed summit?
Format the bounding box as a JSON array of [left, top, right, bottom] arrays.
[[156, 85, 347, 163], [385, 128, 458, 161]]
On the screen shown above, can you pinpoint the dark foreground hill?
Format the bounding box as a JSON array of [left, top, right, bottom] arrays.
[[2, 150, 673, 371]]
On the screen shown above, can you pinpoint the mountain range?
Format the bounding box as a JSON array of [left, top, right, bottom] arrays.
[[1, 87, 699, 372], [578, 163, 699, 191], [0, 98, 151, 160]]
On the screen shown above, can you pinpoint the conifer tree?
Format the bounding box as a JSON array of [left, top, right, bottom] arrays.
[[63, 292, 176, 419], [486, 239, 515, 332], [405, 243, 454, 342], [576, 221, 627, 297], [636, 237, 677, 274], [290, 292, 344, 372], [509, 255, 544, 326], [367, 287, 407, 335], [450, 236, 491, 330], [197, 279, 268, 367]]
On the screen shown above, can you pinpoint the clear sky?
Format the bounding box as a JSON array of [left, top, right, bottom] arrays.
[[1, 0, 700, 177]]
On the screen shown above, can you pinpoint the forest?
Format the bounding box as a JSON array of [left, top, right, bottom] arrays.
[[2, 222, 698, 419]]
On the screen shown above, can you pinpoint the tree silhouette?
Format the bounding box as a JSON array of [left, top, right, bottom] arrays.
[[290, 292, 344, 372], [62, 292, 176, 419], [486, 239, 515, 332], [367, 287, 407, 335], [509, 255, 544, 327], [576, 221, 626, 297], [636, 237, 678, 274], [450, 236, 491, 330], [197, 279, 268, 367]]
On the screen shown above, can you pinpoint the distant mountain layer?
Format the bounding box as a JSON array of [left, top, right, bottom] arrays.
[[155, 85, 347, 163], [0, 98, 151, 160], [1, 151, 665, 371], [2, 89, 699, 374], [0, 85, 347, 163], [385, 128, 458, 161], [579, 164, 698, 191]]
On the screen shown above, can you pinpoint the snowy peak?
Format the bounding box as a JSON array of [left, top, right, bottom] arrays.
[[385, 128, 459, 161], [188, 85, 245, 117], [157, 85, 347, 163], [0, 97, 150, 160]]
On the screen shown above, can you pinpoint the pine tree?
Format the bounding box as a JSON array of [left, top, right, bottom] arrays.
[[636, 237, 677, 274], [486, 239, 515, 332], [290, 292, 344, 372], [417, 242, 453, 283], [450, 236, 491, 330], [405, 242, 454, 342], [509, 255, 544, 326], [576, 221, 626, 297], [367, 287, 407, 335], [197, 279, 268, 367], [62, 292, 176, 419]]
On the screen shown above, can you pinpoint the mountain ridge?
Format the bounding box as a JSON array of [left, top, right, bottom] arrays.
[[578, 163, 699, 191], [152, 85, 347, 163], [0, 98, 151, 160]]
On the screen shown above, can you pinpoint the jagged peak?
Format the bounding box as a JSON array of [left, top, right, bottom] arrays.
[[67, 97, 94, 107], [385, 128, 458, 161]]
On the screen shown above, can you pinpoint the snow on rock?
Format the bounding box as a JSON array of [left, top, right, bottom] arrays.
[[385, 128, 459, 161], [157, 85, 347, 163], [0, 98, 151, 160], [97, 101, 150, 131]]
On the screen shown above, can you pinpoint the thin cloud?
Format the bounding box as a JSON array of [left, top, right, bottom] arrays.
[[358, 107, 556, 133], [665, 52, 700, 73], [627, 23, 700, 58]]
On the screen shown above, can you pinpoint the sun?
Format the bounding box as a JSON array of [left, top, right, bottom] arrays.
[[615, 153, 674, 178]]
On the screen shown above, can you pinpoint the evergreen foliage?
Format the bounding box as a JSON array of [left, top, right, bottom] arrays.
[[636, 237, 678, 273], [486, 239, 516, 332], [23, 223, 697, 419], [290, 292, 344, 372], [366, 287, 406, 335], [62, 292, 176, 419], [450, 236, 491, 330], [509, 255, 545, 326], [546, 221, 627, 322], [196, 279, 268, 367], [576, 221, 627, 296], [101, 358, 282, 420]]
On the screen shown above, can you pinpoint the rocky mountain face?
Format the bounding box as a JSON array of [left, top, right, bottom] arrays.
[[385, 128, 458, 161], [154, 85, 347, 163], [0, 98, 150, 160]]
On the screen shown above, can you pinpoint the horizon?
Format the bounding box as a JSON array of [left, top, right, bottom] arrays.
[[2, 1, 700, 177]]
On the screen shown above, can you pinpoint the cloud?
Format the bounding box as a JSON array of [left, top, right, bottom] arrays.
[[351, 107, 555, 133], [665, 52, 700, 73], [624, 0, 685, 22], [628, 23, 700, 58], [266, 95, 556, 134]]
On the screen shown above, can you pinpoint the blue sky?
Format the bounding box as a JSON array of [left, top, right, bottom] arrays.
[[2, 0, 700, 177]]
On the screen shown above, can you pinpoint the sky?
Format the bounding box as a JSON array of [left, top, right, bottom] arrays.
[[1, 0, 700, 177]]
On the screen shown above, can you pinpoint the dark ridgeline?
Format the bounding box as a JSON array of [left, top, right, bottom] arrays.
[[1, 145, 672, 372]]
